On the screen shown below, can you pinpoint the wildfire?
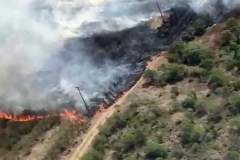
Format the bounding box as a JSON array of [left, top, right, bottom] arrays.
[[60, 109, 85, 123], [0, 110, 85, 123], [0, 77, 133, 124], [0, 111, 49, 122]]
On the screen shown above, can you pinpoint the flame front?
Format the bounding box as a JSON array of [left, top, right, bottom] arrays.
[[0, 112, 49, 122], [60, 110, 85, 123], [0, 110, 85, 123]]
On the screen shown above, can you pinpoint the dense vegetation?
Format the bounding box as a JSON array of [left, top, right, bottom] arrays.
[[0, 117, 87, 160], [0, 118, 59, 152], [84, 17, 240, 160]]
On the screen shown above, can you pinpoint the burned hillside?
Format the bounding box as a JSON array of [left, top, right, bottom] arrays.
[[1, 1, 240, 160], [58, 5, 215, 114]]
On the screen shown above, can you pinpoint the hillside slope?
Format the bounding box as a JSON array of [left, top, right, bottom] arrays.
[[82, 17, 240, 160]]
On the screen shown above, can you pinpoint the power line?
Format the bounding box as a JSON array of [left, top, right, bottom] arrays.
[[75, 86, 91, 116], [155, 0, 166, 23]]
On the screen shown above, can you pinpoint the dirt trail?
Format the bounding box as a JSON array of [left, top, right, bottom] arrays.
[[67, 54, 165, 160]]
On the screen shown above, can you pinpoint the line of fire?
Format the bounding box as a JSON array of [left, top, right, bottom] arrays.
[[0, 0, 234, 123]]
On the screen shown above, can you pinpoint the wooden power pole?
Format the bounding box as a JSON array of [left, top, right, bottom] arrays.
[[75, 87, 91, 116], [156, 0, 166, 24]]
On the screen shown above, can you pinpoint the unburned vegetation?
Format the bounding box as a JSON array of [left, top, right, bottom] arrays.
[[83, 17, 240, 160], [0, 117, 88, 160]]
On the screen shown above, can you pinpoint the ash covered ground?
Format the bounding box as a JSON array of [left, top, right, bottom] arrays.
[[0, 0, 231, 115], [49, 5, 214, 114]]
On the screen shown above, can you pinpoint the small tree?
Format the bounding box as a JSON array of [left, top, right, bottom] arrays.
[[228, 95, 240, 115], [119, 129, 145, 152], [94, 134, 108, 152], [182, 92, 197, 111], [225, 18, 240, 32], [229, 117, 240, 135], [224, 151, 240, 160], [143, 64, 186, 87], [181, 120, 206, 145], [144, 69, 156, 80], [144, 141, 168, 159], [169, 41, 210, 66], [163, 64, 186, 84], [169, 41, 185, 63], [200, 59, 214, 70], [182, 97, 196, 110], [84, 148, 104, 160], [221, 30, 236, 47], [208, 69, 228, 88], [100, 114, 127, 137]]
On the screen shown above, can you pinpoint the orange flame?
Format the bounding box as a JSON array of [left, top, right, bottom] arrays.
[[0, 75, 136, 123], [60, 110, 85, 123], [0, 110, 85, 123], [0, 111, 49, 122]]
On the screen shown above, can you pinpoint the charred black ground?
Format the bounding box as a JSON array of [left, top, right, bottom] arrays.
[[59, 5, 214, 116], [0, 6, 216, 117]]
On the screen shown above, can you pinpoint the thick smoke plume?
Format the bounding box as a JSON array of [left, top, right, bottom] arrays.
[[0, 0, 239, 113], [0, 0, 159, 113]]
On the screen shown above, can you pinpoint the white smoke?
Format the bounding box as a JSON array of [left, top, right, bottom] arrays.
[[0, 0, 239, 113], [169, 0, 240, 15], [0, 0, 159, 112], [43, 0, 159, 37]]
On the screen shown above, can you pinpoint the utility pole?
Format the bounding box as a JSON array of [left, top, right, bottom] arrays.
[[75, 87, 91, 116], [155, 0, 166, 24]]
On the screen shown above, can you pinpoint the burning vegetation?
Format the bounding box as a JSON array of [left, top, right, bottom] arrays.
[[0, 2, 222, 123], [83, 15, 240, 160], [1, 0, 240, 160], [0, 109, 85, 123]]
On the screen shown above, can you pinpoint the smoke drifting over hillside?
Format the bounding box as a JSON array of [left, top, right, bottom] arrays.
[[0, 0, 239, 113], [0, 0, 160, 112]]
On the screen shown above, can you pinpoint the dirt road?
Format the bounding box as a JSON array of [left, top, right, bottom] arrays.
[[67, 54, 165, 160]]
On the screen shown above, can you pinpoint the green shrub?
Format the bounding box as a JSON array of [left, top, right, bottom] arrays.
[[170, 146, 184, 159], [169, 42, 211, 66], [144, 64, 186, 87], [181, 120, 206, 145], [144, 69, 156, 80], [221, 54, 236, 71], [182, 92, 197, 111], [191, 14, 213, 36], [229, 117, 240, 135], [224, 151, 240, 160], [208, 69, 228, 88], [100, 114, 127, 136], [119, 129, 145, 152], [228, 95, 240, 115], [144, 141, 168, 159], [169, 41, 185, 63], [182, 98, 196, 110], [195, 99, 223, 122], [94, 134, 108, 152], [144, 69, 166, 87], [199, 59, 214, 70], [182, 43, 206, 66], [232, 80, 240, 91], [221, 30, 237, 47], [225, 18, 240, 32], [83, 148, 104, 160], [171, 86, 179, 99], [162, 64, 186, 84], [187, 66, 207, 79], [220, 18, 240, 71]]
